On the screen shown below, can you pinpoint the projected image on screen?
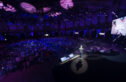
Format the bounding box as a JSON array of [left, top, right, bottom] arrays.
[[111, 16, 126, 36]]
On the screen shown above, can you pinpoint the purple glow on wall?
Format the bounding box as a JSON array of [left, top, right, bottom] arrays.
[[60, 22, 65, 29], [30, 32, 34, 36], [86, 17, 91, 25], [80, 19, 84, 26], [99, 15, 106, 23], [74, 20, 80, 27], [92, 16, 98, 25], [108, 13, 112, 22], [43, 7, 51, 13], [0, 1, 3, 9], [0, 2, 16, 12]]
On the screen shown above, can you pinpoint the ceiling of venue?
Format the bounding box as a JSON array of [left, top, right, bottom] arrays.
[[1, 0, 125, 14], [0, 0, 126, 32]]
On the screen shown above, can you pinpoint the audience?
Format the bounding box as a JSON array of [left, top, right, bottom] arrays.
[[0, 38, 78, 77]]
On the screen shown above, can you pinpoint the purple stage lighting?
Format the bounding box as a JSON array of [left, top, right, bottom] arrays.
[[20, 2, 37, 14]]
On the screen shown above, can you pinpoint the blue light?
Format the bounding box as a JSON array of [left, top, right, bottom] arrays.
[[97, 29, 101, 33], [43, 15, 49, 19], [36, 24, 39, 26], [51, 32, 55, 36], [112, 35, 115, 38], [46, 22, 49, 26], [30, 32, 34, 36], [8, 22, 13, 25], [33, 14, 38, 18], [23, 14, 27, 17], [0, 34, 5, 41], [62, 31, 65, 35], [73, 30, 76, 35], [84, 30, 87, 35]]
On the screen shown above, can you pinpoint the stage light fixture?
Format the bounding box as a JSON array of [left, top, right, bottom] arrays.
[[0, 1, 3, 9], [43, 7, 51, 13], [60, 0, 74, 10], [20, 2, 37, 14]]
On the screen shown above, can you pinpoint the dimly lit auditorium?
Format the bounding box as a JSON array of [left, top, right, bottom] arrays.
[[0, 0, 126, 82]]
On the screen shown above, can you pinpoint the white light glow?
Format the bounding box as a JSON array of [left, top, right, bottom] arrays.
[[75, 32, 79, 34], [61, 57, 67, 62], [5, 38, 7, 41], [79, 45, 83, 50], [45, 34, 49, 36], [69, 53, 74, 58], [99, 32, 105, 35], [49, 12, 62, 17]]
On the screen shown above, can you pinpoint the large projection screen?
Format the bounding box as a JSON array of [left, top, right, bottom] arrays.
[[111, 16, 126, 36]]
